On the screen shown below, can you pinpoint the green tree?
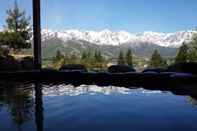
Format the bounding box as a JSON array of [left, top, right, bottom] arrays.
[[175, 42, 188, 63], [52, 50, 65, 68], [187, 33, 197, 61], [0, 1, 31, 52], [81, 50, 94, 68], [98, 50, 104, 63], [150, 49, 166, 68], [125, 49, 133, 65], [94, 50, 99, 61], [94, 50, 104, 63], [55, 50, 64, 61], [81, 51, 87, 60], [93, 50, 106, 69], [118, 51, 125, 65]]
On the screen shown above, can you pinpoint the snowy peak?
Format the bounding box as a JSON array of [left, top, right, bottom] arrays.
[[41, 29, 196, 48]]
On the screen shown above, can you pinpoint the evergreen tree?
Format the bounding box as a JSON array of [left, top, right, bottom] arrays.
[[150, 49, 166, 68], [97, 50, 104, 63], [86, 50, 92, 58], [81, 51, 87, 60], [187, 33, 197, 61], [1, 0, 31, 52], [56, 50, 64, 60], [175, 42, 188, 63], [94, 50, 104, 63], [188, 51, 197, 62], [53, 50, 64, 63], [94, 50, 99, 61], [118, 51, 125, 65], [52, 50, 65, 69], [125, 49, 133, 66]]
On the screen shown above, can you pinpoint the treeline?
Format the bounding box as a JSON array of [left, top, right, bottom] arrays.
[[52, 50, 106, 70], [148, 33, 197, 69], [117, 49, 133, 65], [175, 35, 197, 63], [52, 49, 134, 70], [52, 33, 197, 70]]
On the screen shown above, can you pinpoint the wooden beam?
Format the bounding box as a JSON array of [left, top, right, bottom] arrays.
[[33, 0, 42, 69]]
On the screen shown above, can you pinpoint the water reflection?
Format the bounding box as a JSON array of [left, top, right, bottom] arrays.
[[0, 82, 44, 131], [41, 84, 134, 96], [0, 82, 197, 131], [35, 83, 43, 131], [187, 96, 197, 105], [0, 82, 34, 130], [41, 84, 197, 106]]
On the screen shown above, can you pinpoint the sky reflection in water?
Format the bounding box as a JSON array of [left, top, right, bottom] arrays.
[[0, 83, 197, 131]]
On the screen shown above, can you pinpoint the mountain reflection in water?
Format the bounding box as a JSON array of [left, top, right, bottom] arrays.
[[40, 85, 161, 96], [0, 82, 197, 131]]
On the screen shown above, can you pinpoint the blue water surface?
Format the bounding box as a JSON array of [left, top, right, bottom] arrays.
[[0, 84, 197, 131]]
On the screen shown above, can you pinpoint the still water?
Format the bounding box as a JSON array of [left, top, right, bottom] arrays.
[[0, 83, 197, 131]]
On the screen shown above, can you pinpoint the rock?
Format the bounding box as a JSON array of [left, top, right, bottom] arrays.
[[160, 72, 175, 75], [108, 65, 136, 73], [167, 62, 197, 74], [0, 55, 21, 71], [171, 73, 194, 78], [142, 68, 166, 73], [143, 71, 158, 74], [20, 56, 34, 70], [59, 64, 87, 72], [42, 68, 58, 72]]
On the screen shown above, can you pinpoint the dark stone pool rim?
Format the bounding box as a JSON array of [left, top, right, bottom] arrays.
[[0, 70, 196, 87]]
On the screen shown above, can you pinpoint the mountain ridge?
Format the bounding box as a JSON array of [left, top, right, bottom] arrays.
[[32, 29, 197, 59], [41, 29, 196, 48]]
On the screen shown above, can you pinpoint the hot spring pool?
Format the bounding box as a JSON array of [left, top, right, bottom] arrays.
[[0, 83, 197, 131]]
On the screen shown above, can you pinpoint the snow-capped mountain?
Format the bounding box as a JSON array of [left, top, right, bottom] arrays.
[[41, 29, 196, 48]]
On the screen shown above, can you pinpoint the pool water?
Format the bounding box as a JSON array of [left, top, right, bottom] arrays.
[[0, 83, 197, 131]]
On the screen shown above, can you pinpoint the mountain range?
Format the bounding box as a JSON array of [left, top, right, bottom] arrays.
[[40, 29, 196, 58]]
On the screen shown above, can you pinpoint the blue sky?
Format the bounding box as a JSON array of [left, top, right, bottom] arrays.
[[0, 0, 197, 32]]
